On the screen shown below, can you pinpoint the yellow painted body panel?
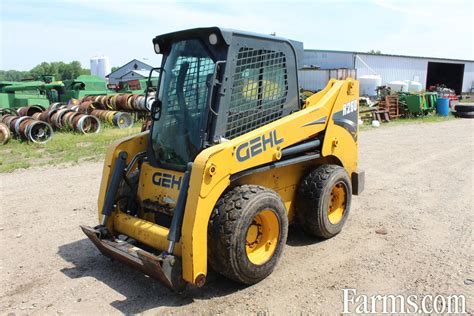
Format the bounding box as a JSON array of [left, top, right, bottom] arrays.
[[137, 162, 183, 204], [321, 80, 359, 176], [235, 162, 313, 224], [97, 131, 149, 229], [113, 211, 181, 256], [303, 78, 336, 109], [98, 79, 360, 285]]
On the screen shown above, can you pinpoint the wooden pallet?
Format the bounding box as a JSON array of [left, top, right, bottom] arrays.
[[385, 95, 401, 118], [359, 107, 376, 122], [372, 109, 390, 122], [377, 95, 401, 119], [359, 107, 390, 122]]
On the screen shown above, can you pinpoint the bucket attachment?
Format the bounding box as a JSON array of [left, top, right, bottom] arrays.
[[81, 225, 186, 291]]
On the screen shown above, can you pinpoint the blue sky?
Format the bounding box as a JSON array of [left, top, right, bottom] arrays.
[[0, 0, 473, 70]]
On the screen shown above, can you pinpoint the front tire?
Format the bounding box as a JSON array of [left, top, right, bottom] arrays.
[[296, 165, 352, 239], [208, 185, 288, 285]]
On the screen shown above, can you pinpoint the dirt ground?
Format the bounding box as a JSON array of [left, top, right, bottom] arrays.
[[1, 119, 473, 315]]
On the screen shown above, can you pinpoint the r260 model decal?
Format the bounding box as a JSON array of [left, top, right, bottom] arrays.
[[342, 100, 358, 116], [332, 99, 359, 141], [236, 130, 284, 162]]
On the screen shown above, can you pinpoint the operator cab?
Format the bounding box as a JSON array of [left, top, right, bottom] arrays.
[[147, 27, 300, 171]]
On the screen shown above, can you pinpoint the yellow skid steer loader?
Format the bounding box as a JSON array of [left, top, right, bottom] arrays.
[[81, 27, 364, 291]]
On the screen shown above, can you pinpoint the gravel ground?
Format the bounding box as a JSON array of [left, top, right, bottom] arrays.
[[1, 119, 473, 315]]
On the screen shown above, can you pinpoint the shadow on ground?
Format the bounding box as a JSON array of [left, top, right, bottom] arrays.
[[58, 238, 246, 314], [286, 224, 325, 247], [58, 225, 322, 313]]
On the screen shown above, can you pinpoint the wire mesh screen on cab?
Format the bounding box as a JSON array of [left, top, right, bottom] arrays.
[[225, 47, 288, 139]]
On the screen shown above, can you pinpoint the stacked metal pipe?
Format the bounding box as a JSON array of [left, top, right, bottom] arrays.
[[80, 93, 154, 112], [0, 122, 11, 145], [18, 105, 46, 117], [47, 109, 100, 134], [90, 109, 134, 129], [0, 113, 53, 143], [73, 99, 134, 129], [54, 102, 133, 130], [19, 105, 100, 134]]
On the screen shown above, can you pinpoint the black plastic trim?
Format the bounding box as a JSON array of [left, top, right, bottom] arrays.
[[230, 152, 320, 182]]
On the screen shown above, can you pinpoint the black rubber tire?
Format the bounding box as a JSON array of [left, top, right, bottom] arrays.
[[454, 104, 474, 113], [208, 185, 288, 285], [296, 165, 352, 239], [453, 111, 474, 118]]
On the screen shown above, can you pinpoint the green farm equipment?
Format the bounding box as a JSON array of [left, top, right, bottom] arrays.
[[0, 75, 115, 109], [60, 75, 112, 102], [108, 77, 159, 94], [424, 92, 438, 110], [0, 80, 63, 109], [398, 92, 438, 116]]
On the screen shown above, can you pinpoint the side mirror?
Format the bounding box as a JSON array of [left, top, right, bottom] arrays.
[[144, 67, 163, 113], [151, 99, 162, 121]]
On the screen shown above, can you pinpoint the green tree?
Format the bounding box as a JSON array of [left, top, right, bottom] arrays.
[[30, 62, 56, 79], [1, 61, 91, 81], [29, 61, 90, 80], [80, 68, 91, 75], [368, 49, 382, 54], [0, 70, 31, 81]]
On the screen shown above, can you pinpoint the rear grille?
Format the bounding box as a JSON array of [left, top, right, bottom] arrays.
[[225, 47, 288, 139]]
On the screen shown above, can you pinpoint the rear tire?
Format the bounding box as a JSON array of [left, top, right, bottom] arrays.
[[208, 185, 288, 285], [296, 165, 352, 239], [454, 104, 474, 113], [453, 111, 474, 119]]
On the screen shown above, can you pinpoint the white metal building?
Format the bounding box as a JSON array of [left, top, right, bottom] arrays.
[[106, 59, 155, 84], [300, 49, 474, 94], [298, 68, 356, 91], [118, 70, 151, 82]]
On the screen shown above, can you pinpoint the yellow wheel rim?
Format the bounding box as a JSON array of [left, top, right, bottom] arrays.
[[245, 209, 279, 265], [328, 183, 347, 224]]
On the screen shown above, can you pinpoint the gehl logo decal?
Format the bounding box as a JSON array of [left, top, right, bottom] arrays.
[[236, 130, 284, 162], [152, 172, 182, 190]]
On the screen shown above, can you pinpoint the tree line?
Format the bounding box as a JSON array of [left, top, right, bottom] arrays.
[[0, 61, 91, 82]]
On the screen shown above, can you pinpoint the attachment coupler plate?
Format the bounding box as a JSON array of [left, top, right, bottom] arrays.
[[81, 225, 186, 291]]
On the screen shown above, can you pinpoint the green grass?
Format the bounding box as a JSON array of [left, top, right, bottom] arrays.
[[0, 124, 141, 173], [359, 112, 456, 131]]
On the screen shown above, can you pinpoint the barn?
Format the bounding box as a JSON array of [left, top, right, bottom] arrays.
[[106, 59, 155, 84], [299, 49, 474, 95]]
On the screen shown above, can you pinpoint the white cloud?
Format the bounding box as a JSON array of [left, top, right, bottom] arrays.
[[373, 0, 432, 17]]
